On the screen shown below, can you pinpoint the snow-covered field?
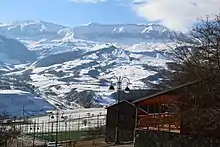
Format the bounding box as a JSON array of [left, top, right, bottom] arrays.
[[21, 108, 107, 133]]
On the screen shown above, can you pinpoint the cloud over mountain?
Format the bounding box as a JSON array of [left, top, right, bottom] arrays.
[[131, 0, 220, 32]]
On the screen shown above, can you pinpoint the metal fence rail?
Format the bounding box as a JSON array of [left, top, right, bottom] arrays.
[[1, 113, 107, 147]]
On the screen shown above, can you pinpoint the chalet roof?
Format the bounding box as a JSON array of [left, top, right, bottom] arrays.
[[109, 89, 159, 102], [106, 99, 148, 114], [133, 80, 199, 104], [106, 99, 135, 109]]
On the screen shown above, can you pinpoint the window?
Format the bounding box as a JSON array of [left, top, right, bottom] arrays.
[[155, 104, 159, 113], [149, 105, 154, 113]]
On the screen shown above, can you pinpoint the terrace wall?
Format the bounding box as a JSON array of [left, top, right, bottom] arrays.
[[134, 130, 220, 147]]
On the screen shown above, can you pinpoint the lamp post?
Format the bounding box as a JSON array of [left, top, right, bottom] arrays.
[[22, 100, 34, 122], [30, 120, 39, 147], [109, 76, 130, 144], [51, 110, 65, 147]]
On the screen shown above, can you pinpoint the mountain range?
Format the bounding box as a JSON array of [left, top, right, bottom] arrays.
[[0, 21, 191, 110]]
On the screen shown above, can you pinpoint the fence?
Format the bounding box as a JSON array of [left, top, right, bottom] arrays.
[[0, 112, 107, 147]]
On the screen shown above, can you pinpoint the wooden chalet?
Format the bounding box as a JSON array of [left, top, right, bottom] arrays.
[[133, 81, 198, 134], [105, 81, 198, 143]]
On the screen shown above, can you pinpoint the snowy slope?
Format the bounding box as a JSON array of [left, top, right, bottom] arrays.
[[0, 21, 191, 56], [0, 21, 66, 40], [0, 35, 37, 63], [0, 21, 191, 109], [73, 23, 191, 44], [0, 89, 54, 117], [17, 45, 167, 108]]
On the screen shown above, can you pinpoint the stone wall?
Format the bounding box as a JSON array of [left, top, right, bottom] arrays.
[[134, 130, 220, 147]]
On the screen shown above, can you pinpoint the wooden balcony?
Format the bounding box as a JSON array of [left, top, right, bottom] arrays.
[[137, 113, 181, 133]]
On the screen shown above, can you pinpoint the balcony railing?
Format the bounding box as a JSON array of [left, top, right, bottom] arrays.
[[137, 113, 181, 133]]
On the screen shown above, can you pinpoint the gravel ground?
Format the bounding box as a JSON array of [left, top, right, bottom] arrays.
[[113, 144, 134, 147], [70, 138, 134, 147]]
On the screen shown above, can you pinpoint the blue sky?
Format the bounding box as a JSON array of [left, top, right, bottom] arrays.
[[0, 0, 147, 27], [0, 0, 219, 31]]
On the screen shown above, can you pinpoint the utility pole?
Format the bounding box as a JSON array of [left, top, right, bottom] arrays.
[[97, 114, 99, 128], [42, 121, 44, 142], [69, 115, 71, 140], [51, 122, 54, 141], [78, 115, 80, 140], [13, 116, 16, 138], [65, 121, 67, 143], [32, 121, 36, 147], [23, 105, 25, 122], [51, 110, 64, 147], [55, 110, 59, 147], [115, 78, 121, 144], [48, 115, 50, 135]]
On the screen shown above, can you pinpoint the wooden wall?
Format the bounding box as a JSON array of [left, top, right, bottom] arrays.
[[106, 101, 136, 130]]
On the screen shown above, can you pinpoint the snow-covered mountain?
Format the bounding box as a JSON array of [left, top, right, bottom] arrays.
[[0, 35, 37, 63], [0, 21, 66, 40], [0, 89, 54, 117], [73, 23, 190, 44], [0, 20, 190, 111], [0, 21, 190, 56]]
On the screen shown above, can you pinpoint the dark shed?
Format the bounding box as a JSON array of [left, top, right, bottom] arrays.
[[105, 89, 158, 143], [105, 100, 137, 142]]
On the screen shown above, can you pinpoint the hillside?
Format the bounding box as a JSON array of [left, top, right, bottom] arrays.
[[0, 89, 54, 117], [0, 21, 192, 110]]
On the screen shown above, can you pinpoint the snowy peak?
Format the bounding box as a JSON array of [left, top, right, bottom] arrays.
[[143, 24, 168, 35], [74, 23, 167, 36], [57, 28, 75, 39], [0, 21, 191, 56], [0, 20, 66, 32], [0, 21, 189, 45], [0, 20, 67, 41], [84, 45, 131, 62], [78, 23, 169, 33], [73, 23, 187, 44]]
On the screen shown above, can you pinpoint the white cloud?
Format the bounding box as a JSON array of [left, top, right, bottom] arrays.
[[70, 0, 106, 3], [132, 0, 220, 32]]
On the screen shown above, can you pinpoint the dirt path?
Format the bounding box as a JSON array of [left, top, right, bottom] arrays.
[[113, 144, 133, 147], [71, 138, 134, 147]]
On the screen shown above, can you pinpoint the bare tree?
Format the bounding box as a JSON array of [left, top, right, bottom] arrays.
[[0, 113, 21, 146], [152, 14, 220, 136]]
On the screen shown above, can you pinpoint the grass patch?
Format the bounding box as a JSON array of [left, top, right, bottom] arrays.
[[28, 131, 89, 141]]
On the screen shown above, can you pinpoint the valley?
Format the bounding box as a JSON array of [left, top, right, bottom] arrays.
[[0, 21, 189, 114]]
